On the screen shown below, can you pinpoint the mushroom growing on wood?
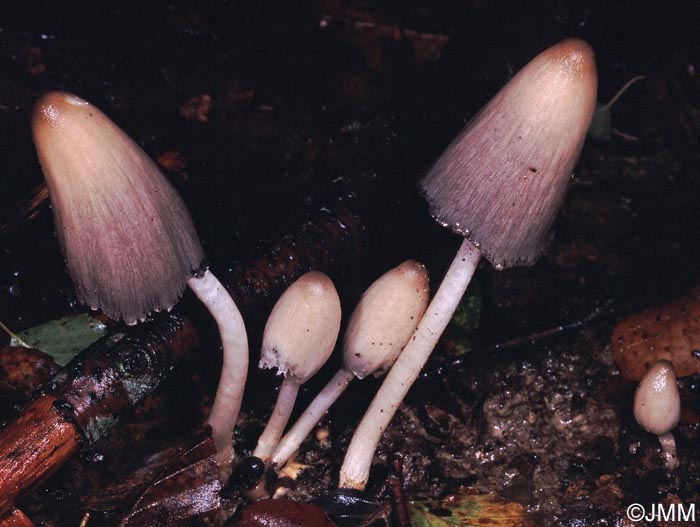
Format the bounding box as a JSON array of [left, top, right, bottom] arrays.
[[31, 92, 248, 470], [339, 38, 598, 490], [634, 360, 681, 471], [253, 271, 341, 467], [271, 260, 429, 469]]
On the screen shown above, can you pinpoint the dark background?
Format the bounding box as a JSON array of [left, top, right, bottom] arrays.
[[0, 1, 699, 525]]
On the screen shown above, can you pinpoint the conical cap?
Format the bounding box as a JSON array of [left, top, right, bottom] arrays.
[[32, 92, 205, 324], [420, 39, 598, 269]]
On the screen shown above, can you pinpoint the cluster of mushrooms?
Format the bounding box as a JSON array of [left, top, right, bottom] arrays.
[[30, 37, 601, 505]]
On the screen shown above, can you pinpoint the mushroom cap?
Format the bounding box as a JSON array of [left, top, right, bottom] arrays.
[[419, 38, 598, 269], [633, 360, 681, 436], [31, 92, 205, 324], [260, 271, 341, 383], [343, 260, 429, 379]]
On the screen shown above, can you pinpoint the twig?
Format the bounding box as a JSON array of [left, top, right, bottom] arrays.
[[423, 298, 615, 378], [386, 454, 411, 527], [600, 75, 646, 111], [0, 320, 29, 348], [481, 298, 614, 353], [0, 314, 196, 517]]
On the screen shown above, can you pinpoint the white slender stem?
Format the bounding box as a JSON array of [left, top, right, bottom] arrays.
[[339, 239, 480, 490], [253, 378, 301, 465], [187, 269, 249, 469], [658, 432, 679, 471], [272, 368, 355, 469]]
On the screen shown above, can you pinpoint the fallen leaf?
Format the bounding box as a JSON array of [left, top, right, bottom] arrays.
[[611, 286, 700, 380], [442, 286, 481, 356], [588, 102, 613, 141], [409, 493, 535, 527], [0, 346, 60, 395], [12, 314, 107, 366], [120, 436, 227, 526], [316, 489, 390, 527]]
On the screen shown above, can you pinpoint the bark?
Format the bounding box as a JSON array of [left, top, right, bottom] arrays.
[[0, 508, 36, 527], [0, 314, 195, 517], [0, 394, 80, 517]]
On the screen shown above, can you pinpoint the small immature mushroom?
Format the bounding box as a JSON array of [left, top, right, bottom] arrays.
[[253, 271, 341, 467], [31, 92, 248, 469], [634, 360, 681, 471], [339, 38, 598, 490], [271, 260, 429, 469]]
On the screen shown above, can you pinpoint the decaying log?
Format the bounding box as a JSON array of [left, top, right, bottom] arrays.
[[47, 314, 195, 444], [0, 394, 80, 517], [0, 314, 196, 517]]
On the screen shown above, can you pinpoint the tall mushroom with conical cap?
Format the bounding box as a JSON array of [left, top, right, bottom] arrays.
[[31, 92, 248, 469], [339, 38, 598, 490]]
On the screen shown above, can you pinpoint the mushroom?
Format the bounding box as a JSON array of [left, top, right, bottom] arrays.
[[634, 360, 681, 471], [271, 260, 429, 470], [253, 271, 341, 467], [31, 92, 248, 469], [339, 38, 598, 490]]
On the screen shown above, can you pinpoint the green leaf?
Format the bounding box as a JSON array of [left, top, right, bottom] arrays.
[[410, 494, 535, 527], [588, 102, 612, 141], [588, 75, 645, 142], [11, 314, 107, 366], [443, 285, 481, 356]]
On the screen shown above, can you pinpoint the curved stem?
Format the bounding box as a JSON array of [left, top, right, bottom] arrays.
[[272, 368, 355, 469], [253, 378, 301, 465], [339, 239, 480, 490], [658, 432, 678, 471], [188, 269, 249, 471]]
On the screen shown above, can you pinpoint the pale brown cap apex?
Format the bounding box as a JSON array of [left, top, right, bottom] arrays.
[[343, 260, 429, 378], [420, 38, 597, 269], [32, 91, 205, 324]]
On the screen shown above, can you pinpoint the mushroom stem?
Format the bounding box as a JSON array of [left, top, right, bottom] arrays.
[[658, 432, 679, 472], [339, 239, 480, 490], [187, 269, 249, 469], [253, 378, 301, 465], [272, 368, 355, 468]]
